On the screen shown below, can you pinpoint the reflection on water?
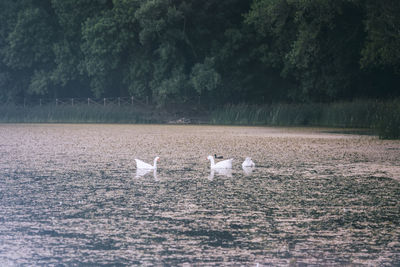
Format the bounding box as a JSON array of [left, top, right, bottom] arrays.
[[0, 124, 400, 266], [242, 166, 255, 176], [208, 168, 233, 180], [135, 168, 157, 179]]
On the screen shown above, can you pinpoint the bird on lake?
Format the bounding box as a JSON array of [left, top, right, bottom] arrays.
[[135, 157, 159, 169], [207, 155, 233, 169], [214, 154, 223, 159], [242, 157, 255, 168]]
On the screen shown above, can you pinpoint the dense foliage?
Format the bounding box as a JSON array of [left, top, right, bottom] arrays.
[[0, 0, 399, 106]]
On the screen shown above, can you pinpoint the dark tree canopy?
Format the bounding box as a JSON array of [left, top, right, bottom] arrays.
[[0, 0, 399, 105]]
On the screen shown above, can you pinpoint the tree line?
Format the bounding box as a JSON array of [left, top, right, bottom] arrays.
[[0, 0, 399, 107]]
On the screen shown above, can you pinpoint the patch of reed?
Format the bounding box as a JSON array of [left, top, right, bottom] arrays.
[[211, 100, 400, 139], [374, 99, 400, 139]]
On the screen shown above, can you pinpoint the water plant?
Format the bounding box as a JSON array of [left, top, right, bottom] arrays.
[[374, 100, 400, 139], [210, 100, 400, 139]]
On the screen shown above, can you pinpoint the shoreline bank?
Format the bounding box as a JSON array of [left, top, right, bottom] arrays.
[[1, 99, 399, 139]]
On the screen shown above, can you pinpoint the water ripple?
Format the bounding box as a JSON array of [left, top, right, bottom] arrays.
[[0, 124, 399, 265]]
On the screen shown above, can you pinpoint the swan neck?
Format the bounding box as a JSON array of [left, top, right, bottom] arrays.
[[209, 157, 215, 167], [153, 158, 158, 168]]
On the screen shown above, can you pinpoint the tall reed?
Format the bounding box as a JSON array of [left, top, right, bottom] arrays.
[[211, 100, 400, 139], [374, 100, 400, 139]]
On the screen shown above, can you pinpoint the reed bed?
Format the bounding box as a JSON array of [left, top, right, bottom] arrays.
[[374, 100, 400, 139], [211, 100, 400, 139]]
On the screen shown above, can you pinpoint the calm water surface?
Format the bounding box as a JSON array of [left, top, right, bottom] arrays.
[[0, 124, 399, 266]]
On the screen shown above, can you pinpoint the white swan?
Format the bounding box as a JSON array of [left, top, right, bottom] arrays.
[[242, 157, 255, 168], [207, 155, 233, 169], [135, 157, 159, 169]]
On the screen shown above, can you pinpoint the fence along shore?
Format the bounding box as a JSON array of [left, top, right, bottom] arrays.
[[11, 96, 149, 108]]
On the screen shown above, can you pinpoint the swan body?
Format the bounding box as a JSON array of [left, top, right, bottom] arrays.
[[242, 157, 255, 168], [135, 157, 159, 169], [207, 155, 233, 169]]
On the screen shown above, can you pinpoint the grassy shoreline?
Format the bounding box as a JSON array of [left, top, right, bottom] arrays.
[[1, 99, 399, 139], [0, 105, 157, 124]]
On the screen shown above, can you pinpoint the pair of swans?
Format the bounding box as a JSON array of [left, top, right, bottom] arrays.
[[135, 156, 255, 170], [207, 156, 255, 169], [207, 156, 255, 178]]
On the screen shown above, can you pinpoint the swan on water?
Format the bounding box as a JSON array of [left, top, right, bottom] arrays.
[[207, 155, 233, 169], [135, 157, 159, 169], [242, 157, 255, 168]]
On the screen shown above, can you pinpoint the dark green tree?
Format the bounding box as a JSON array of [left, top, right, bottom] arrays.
[[50, 0, 110, 97], [1, 0, 56, 100], [246, 0, 366, 102], [0, 0, 399, 105], [361, 0, 400, 72]]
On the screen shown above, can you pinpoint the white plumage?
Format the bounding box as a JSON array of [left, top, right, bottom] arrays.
[[242, 157, 255, 168], [207, 155, 233, 169], [135, 157, 159, 169]]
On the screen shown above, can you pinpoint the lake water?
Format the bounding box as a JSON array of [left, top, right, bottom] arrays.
[[0, 124, 399, 266]]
